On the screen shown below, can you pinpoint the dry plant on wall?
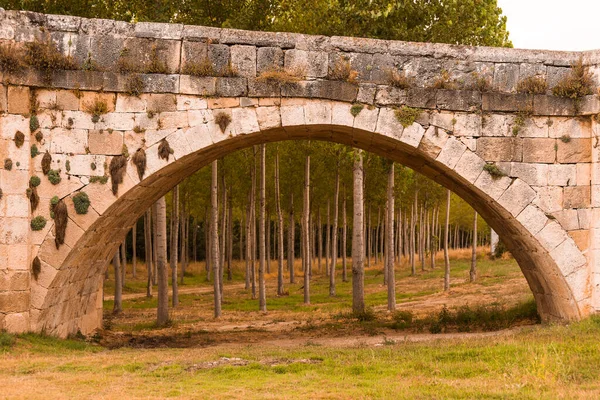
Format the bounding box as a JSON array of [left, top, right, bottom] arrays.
[[330, 56, 359, 84], [31, 256, 41, 280], [131, 148, 147, 180], [109, 155, 127, 195], [14, 131, 25, 148], [41, 151, 52, 175], [53, 199, 68, 249], [215, 112, 232, 133], [158, 139, 173, 160], [257, 66, 304, 86]]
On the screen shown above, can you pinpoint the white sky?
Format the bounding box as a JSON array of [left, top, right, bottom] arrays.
[[497, 0, 600, 51]]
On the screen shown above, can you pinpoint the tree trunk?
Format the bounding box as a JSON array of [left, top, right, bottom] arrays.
[[155, 197, 169, 326], [193, 222, 198, 263], [152, 205, 158, 285], [303, 151, 311, 304], [352, 150, 365, 314], [275, 149, 285, 296], [317, 208, 322, 274], [170, 185, 179, 307], [288, 194, 295, 283], [330, 168, 339, 296], [210, 160, 222, 318], [132, 223, 137, 279], [112, 250, 122, 314], [245, 195, 252, 290], [144, 210, 153, 298], [258, 144, 267, 312], [444, 190, 451, 292], [251, 147, 257, 299], [120, 238, 126, 288], [220, 173, 227, 296], [386, 164, 395, 311], [470, 211, 478, 282], [367, 204, 371, 269], [325, 199, 330, 277], [342, 185, 348, 282], [376, 206, 381, 265], [227, 194, 233, 281], [266, 211, 271, 274], [410, 193, 416, 275]]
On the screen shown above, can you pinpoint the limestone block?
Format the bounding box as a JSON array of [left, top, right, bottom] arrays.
[[5, 137, 29, 171], [454, 150, 485, 184], [374, 108, 402, 140], [208, 44, 231, 74], [593, 185, 600, 208], [453, 113, 481, 137], [146, 94, 177, 113], [521, 138, 555, 163], [516, 205, 548, 236], [0, 84, 7, 113], [498, 179, 536, 217], [257, 47, 284, 74], [510, 163, 548, 186], [37, 110, 62, 129], [3, 312, 29, 333], [374, 87, 407, 106], [534, 186, 563, 213], [400, 123, 425, 148], [565, 265, 591, 303], [564, 186, 591, 209], [96, 112, 135, 131], [418, 126, 449, 159], [50, 128, 88, 154], [61, 111, 95, 130], [482, 93, 531, 112], [436, 90, 481, 112], [30, 283, 49, 309], [550, 117, 591, 139], [1, 169, 28, 195], [533, 95, 575, 116], [68, 154, 106, 176], [329, 52, 373, 81], [65, 192, 99, 232], [436, 136, 468, 169], [216, 77, 247, 97], [517, 117, 550, 138], [79, 92, 116, 113], [476, 137, 522, 162], [578, 209, 591, 230], [231, 107, 260, 135], [207, 109, 233, 142], [557, 139, 591, 163], [230, 45, 257, 78], [353, 106, 379, 133], [35, 90, 57, 109], [552, 209, 580, 231], [256, 107, 282, 131], [284, 49, 328, 78], [88, 130, 123, 155], [188, 110, 214, 127], [179, 76, 217, 97], [176, 95, 207, 111], [0, 114, 29, 139], [547, 164, 576, 186], [37, 232, 72, 268], [473, 170, 512, 200], [330, 103, 353, 128], [158, 111, 189, 130], [183, 124, 213, 153], [577, 163, 591, 186], [56, 90, 79, 111], [208, 98, 239, 109], [6, 244, 28, 270], [7, 86, 30, 115], [3, 194, 29, 218], [36, 173, 84, 200], [493, 63, 519, 92], [116, 94, 146, 113], [164, 129, 191, 160], [551, 238, 587, 275], [0, 291, 29, 313], [356, 84, 376, 105], [304, 101, 332, 126], [0, 271, 29, 291], [536, 221, 568, 252], [281, 105, 305, 127], [569, 230, 589, 252]]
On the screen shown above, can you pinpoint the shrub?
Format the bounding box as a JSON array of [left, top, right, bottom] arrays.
[[395, 106, 421, 128], [30, 115, 40, 132], [47, 169, 61, 185], [85, 99, 108, 123], [560, 134, 571, 143], [471, 72, 492, 92], [125, 74, 144, 97], [29, 175, 41, 187], [24, 38, 78, 82], [0, 44, 24, 74], [182, 59, 214, 76], [483, 163, 506, 179], [30, 216, 47, 231], [391, 310, 414, 330], [30, 144, 40, 158], [385, 69, 412, 89], [432, 70, 459, 90], [72, 192, 91, 214], [350, 103, 364, 117], [329, 57, 358, 84], [517, 75, 548, 94], [552, 58, 594, 99], [257, 67, 303, 85], [89, 175, 108, 184]]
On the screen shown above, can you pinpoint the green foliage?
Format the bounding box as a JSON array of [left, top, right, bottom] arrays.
[[24, 38, 78, 81], [0, 332, 15, 349], [432, 69, 458, 89], [390, 310, 414, 330], [516, 75, 548, 94], [89, 175, 109, 184], [483, 163, 505, 179], [511, 109, 531, 136], [552, 58, 594, 99], [560, 135, 571, 143], [394, 106, 421, 128], [30, 215, 47, 231], [72, 192, 91, 214], [30, 115, 40, 132], [30, 144, 40, 158], [29, 175, 41, 187], [125, 74, 145, 97], [350, 103, 364, 117], [47, 169, 61, 185]]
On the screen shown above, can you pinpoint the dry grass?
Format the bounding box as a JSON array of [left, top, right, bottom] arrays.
[[256, 66, 303, 85]]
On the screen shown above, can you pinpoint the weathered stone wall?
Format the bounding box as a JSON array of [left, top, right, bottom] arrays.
[[0, 9, 599, 336]]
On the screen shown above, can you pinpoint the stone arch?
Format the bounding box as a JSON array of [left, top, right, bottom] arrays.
[[29, 99, 589, 337]]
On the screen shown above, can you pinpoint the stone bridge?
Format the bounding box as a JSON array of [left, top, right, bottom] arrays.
[[1, 9, 600, 337]]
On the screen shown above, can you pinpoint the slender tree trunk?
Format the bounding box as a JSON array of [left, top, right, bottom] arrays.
[[112, 250, 122, 314], [303, 151, 311, 304], [155, 197, 169, 326], [444, 190, 451, 292], [144, 210, 153, 298], [152, 205, 158, 285], [367, 204, 371, 269], [245, 195, 252, 290], [210, 160, 222, 317], [386, 164, 395, 311], [227, 194, 233, 281], [470, 211, 478, 282], [132, 223, 137, 279], [410, 193, 416, 275], [317, 209, 322, 273], [193, 222, 198, 263], [376, 206, 381, 265], [288, 194, 295, 283], [258, 144, 267, 312], [342, 185, 348, 282], [220, 174, 227, 296], [352, 150, 365, 314], [205, 208, 211, 281], [330, 168, 339, 296], [120, 238, 126, 288], [170, 186, 179, 307], [251, 147, 257, 299], [266, 211, 271, 274], [325, 199, 330, 277], [275, 150, 285, 296]]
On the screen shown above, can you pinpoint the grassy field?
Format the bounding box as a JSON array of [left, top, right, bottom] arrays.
[[3, 250, 595, 398]]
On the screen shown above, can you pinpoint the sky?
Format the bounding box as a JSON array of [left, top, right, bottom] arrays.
[[497, 0, 600, 51]]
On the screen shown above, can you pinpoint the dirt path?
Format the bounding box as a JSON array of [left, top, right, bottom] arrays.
[[105, 282, 246, 301]]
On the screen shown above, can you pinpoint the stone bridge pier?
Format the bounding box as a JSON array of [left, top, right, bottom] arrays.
[[1, 10, 600, 336]]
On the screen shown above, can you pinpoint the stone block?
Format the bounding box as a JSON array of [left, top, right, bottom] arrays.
[[179, 76, 217, 96], [454, 150, 486, 183], [0, 292, 29, 313], [569, 230, 589, 251], [0, 84, 7, 113], [548, 164, 576, 186], [50, 128, 88, 154], [578, 209, 591, 230], [256, 106, 282, 131], [534, 186, 563, 213], [482, 93, 532, 112], [176, 95, 207, 111], [473, 170, 512, 200], [557, 139, 591, 163], [284, 49, 328, 78], [418, 126, 449, 159], [552, 209, 580, 231], [356, 84, 376, 105], [564, 186, 591, 209], [533, 95, 575, 116], [146, 94, 177, 113], [498, 178, 536, 217], [510, 163, 548, 186], [79, 92, 116, 113], [577, 163, 591, 186], [230, 45, 256, 78], [516, 205, 548, 236], [536, 221, 568, 252], [3, 312, 29, 333], [256, 47, 284, 74], [7, 86, 30, 115], [353, 106, 379, 132], [436, 137, 467, 169], [550, 117, 591, 139], [374, 86, 406, 106], [405, 88, 437, 109], [493, 63, 519, 92], [436, 90, 481, 112], [216, 77, 247, 97], [207, 98, 239, 109], [88, 130, 123, 155], [56, 90, 80, 111], [476, 137, 522, 162]]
